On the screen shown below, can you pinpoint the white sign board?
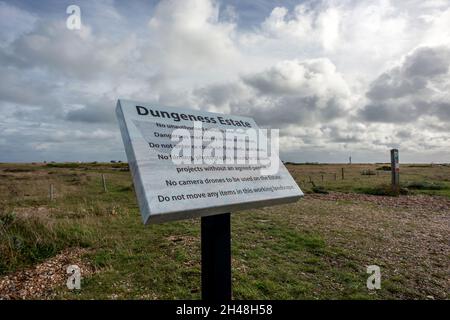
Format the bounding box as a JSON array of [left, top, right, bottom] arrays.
[[116, 99, 303, 224]]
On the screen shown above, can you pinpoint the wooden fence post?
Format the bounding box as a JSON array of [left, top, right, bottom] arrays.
[[49, 184, 54, 201], [102, 174, 108, 192]]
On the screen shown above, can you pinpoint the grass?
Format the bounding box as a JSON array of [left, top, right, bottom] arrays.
[[289, 163, 450, 197], [0, 162, 449, 299], [0, 210, 89, 274]]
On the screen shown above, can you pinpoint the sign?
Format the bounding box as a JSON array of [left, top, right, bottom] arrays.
[[116, 99, 303, 224]]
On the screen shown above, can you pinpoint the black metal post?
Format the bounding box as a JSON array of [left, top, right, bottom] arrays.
[[390, 149, 400, 188], [201, 213, 231, 301]]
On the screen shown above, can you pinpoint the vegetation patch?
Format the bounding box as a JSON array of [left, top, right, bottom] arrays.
[[0, 206, 99, 275], [46, 163, 81, 169], [3, 168, 35, 173], [312, 185, 329, 194], [284, 162, 320, 165], [405, 181, 447, 190], [355, 184, 409, 196], [407, 164, 432, 168]]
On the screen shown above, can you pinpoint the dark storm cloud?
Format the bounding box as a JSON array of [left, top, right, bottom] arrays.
[[65, 105, 116, 124], [396, 130, 412, 139], [360, 46, 450, 124], [360, 103, 421, 123], [0, 68, 60, 109], [433, 102, 450, 121], [64, 96, 117, 124], [366, 72, 428, 101], [402, 46, 450, 78], [245, 95, 349, 128]]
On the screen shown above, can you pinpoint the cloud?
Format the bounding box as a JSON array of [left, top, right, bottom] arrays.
[[147, 0, 239, 73], [3, 20, 139, 80], [0, 1, 37, 44], [194, 58, 352, 127], [261, 4, 341, 51], [0, 0, 449, 162], [402, 46, 450, 77], [65, 104, 116, 124], [360, 45, 450, 124], [0, 69, 60, 109]]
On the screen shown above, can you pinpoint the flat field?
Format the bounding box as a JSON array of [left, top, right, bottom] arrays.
[[0, 162, 448, 299]]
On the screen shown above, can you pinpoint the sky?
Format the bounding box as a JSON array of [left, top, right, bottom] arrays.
[[0, 0, 449, 163]]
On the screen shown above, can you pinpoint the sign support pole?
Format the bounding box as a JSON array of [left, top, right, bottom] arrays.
[[201, 213, 232, 301]]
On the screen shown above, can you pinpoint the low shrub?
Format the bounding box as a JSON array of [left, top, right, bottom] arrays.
[[3, 168, 33, 173], [405, 181, 446, 190], [46, 163, 80, 168], [356, 184, 409, 196], [312, 186, 329, 194]]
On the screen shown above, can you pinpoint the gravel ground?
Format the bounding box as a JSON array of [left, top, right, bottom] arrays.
[[307, 192, 450, 212], [296, 192, 450, 299], [0, 248, 94, 300]]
